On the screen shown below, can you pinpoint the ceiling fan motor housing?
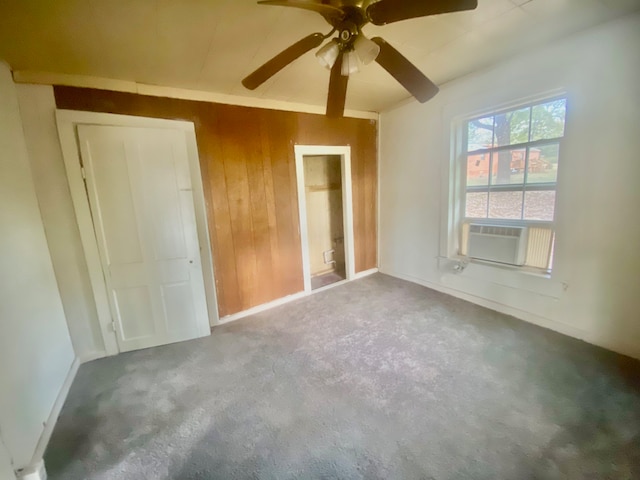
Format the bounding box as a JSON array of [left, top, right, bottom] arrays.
[[337, 21, 359, 48]]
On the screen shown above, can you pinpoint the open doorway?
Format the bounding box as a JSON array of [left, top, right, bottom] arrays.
[[304, 155, 345, 289], [295, 145, 355, 293]]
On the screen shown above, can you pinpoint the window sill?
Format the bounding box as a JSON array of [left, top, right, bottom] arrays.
[[438, 255, 565, 299], [466, 257, 551, 278]]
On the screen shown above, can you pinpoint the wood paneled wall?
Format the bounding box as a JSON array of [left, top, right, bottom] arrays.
[[54, 87, 377, 317]]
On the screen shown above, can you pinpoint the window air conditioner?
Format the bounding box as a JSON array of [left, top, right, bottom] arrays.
[[467, 224, 528, 266]]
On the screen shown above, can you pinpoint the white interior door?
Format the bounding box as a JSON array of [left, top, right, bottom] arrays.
[[78, 125, 210, 352]]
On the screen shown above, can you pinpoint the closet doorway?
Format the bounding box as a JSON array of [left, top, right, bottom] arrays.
[[295, 146, 355, 293]]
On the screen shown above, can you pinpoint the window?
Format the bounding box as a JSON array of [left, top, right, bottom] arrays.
[[459, 97, 567, 271]]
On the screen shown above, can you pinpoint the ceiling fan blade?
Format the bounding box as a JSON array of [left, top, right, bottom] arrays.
[[326, 51, 348, 118], [242, 33, 325, 90], [371, 37, 439, 103], [367, 0, 478, 26], [258, 1, 346, 24]]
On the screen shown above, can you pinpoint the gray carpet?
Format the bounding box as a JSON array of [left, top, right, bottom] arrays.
[[311, 271, 345, 290], [45, 274, 640, 480]]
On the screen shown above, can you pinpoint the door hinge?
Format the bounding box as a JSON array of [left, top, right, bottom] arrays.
[[80, 166, 87, 180], [108, 320, 116, 332]]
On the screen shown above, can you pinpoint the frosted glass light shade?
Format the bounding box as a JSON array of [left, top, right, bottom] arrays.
[[354, 34, 380, 65], [341, 50, 360, 76], [316, 40, 340, 69]]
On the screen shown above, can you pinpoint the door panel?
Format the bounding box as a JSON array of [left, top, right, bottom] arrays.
[[90, 138, 143, 265], [78, 125, 210, 352], [114, 287, 156, 340], [162, 282, 197, 334], [140, 142, 188, 261]]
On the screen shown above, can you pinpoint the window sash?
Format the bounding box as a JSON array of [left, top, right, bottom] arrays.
[[464, 130, 561, 221], [467, 136, 564, 156], [466, 141, 561, 189], [464, 190, 558, 221], [465, 94, 567, 148], [461, 217, 554, 228], [467, 183, 557, 193]]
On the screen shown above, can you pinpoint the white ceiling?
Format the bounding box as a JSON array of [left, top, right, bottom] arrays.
[[0, 0, 638, 113]]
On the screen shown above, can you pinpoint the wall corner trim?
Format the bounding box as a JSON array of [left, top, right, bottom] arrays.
[[29, 357, 80, 468]]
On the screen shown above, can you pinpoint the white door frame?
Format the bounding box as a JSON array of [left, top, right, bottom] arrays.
[[294, 145, 356, 293], [56, 110, 218, 356]]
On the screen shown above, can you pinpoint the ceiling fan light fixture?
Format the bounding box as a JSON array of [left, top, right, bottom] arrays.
[[353, 34, 380, 65], [341, 49, 360, 76], [315, 39, 340, 69]]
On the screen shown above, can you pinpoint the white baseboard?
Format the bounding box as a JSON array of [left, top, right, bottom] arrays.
[[218, 268, 380, 326], [15, 459, 46, 480], [353, 268, 379, 279], [30, 357, 80, 467], [217, 292, 307, 325], [381, 269, 640, 360], [79, 350, 107, 364], [382, 269, 584, 337]]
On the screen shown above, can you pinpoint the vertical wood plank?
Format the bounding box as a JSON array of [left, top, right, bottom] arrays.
[[198, 108, 241, 317], [266, 111, 304, 295], [244, 111, 275, 306], [217, 107, 258, 311], [259, 112, 284, 299]]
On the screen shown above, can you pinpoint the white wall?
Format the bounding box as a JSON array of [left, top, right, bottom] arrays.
[[0, 436, 16, 480], [0, 61, 75, 470], [17, 85, 106, 361], [379, 15, 640, 359]]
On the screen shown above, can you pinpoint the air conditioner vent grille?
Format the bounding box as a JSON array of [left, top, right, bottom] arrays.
[[469, 224, 524, 237], [467, 223, 528, 266]]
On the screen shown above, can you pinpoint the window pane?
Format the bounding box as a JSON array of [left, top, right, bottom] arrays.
[[467, 116, 493, 151], [493, 107, 530, 147], [465, 192, 488, 218], [466, 153, 490, 186], [524, 191, 556, 221], [531, 99, 566, 141], [491, 149, 526, 185], [488, 191, 523, 219], [527, 144, 559, 184]]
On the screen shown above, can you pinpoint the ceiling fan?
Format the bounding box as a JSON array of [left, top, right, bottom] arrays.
[[242, 0, 478, 117]]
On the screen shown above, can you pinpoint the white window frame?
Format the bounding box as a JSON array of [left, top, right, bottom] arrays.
[[442, 90, 568, 276]]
